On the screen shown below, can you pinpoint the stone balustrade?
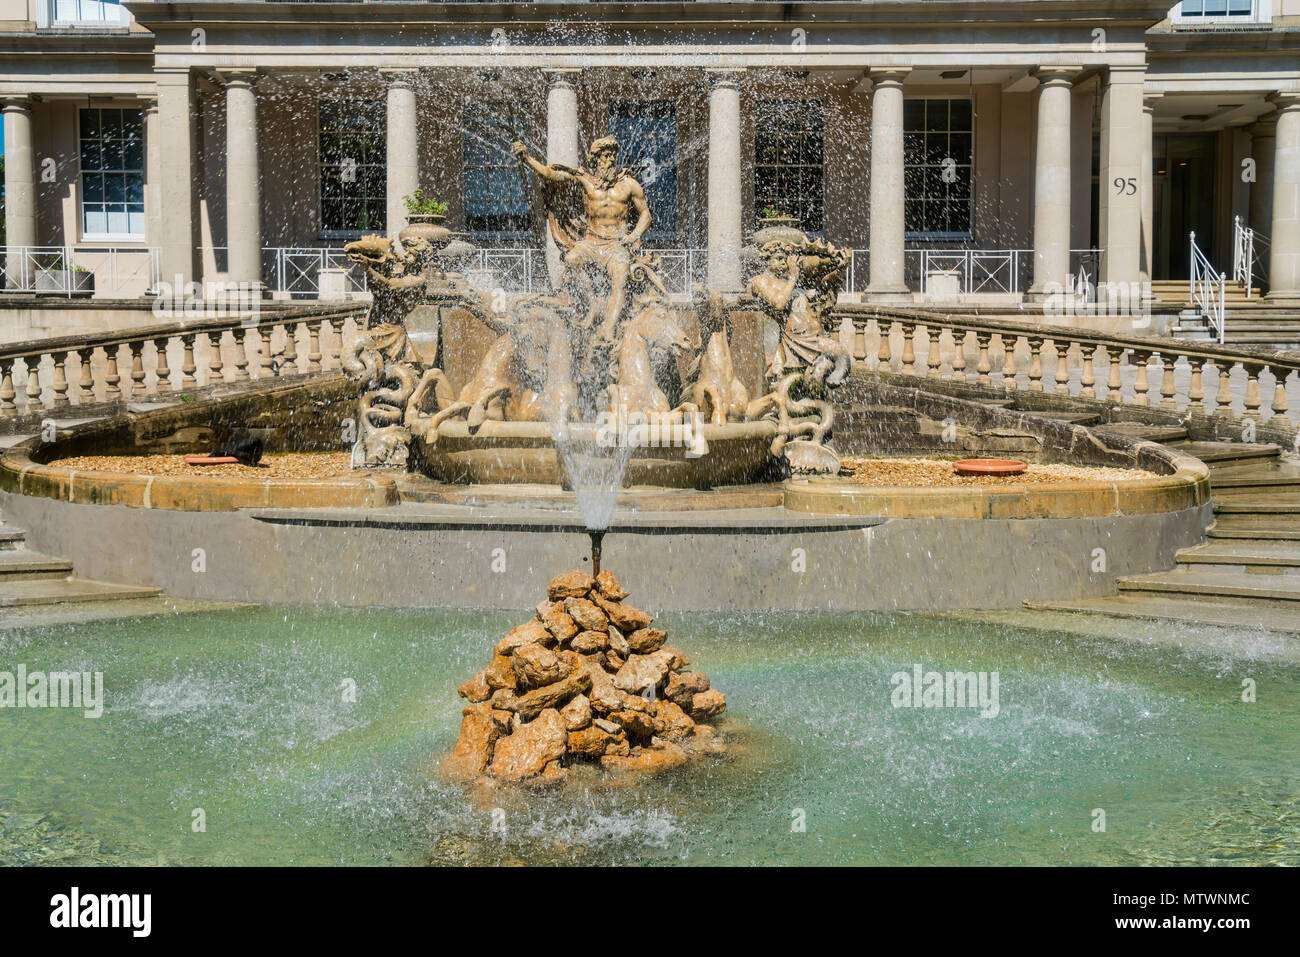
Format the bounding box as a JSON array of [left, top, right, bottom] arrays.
[[0, 303, 366, 425], [836, 305, 1300, 446]]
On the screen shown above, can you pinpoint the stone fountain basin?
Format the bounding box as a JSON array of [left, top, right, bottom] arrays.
[[414, 419, 779, 487]]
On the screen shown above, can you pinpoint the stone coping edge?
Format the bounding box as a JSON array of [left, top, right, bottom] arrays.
[[0, 439, 398, 512], [783, 469, 1210, 519]]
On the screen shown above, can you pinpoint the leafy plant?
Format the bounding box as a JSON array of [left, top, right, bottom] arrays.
[[761, 206, 793, 219], [403, 189, 448, 216]]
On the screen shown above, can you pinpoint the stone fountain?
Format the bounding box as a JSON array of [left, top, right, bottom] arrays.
[[340, 120, 853, 780]]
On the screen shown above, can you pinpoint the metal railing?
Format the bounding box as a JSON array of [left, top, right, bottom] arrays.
[[1190, 230, 1226, 344], [900, 248, 1102, 298], [1232, 215, 1269, 298], [1, 245, 160, 298]]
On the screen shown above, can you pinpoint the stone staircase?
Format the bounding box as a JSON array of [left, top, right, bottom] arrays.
[[1035, 434, 1300, 632], [0, 519, 162, 609], [1158, 279, 1300, 347]]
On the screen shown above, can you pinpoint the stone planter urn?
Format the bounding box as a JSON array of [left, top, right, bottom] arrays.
[[925, 269, 962, 301], [399, 213, 454, 252], [751, 214, 807, 247], [34, 268, 94, 297]]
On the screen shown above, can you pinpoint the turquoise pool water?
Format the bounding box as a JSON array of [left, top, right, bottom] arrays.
[[1, 606, 1295, 865]]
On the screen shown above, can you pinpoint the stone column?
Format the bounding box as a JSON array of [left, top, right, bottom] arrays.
[[2, 96, 37, 268], [1141, 95, 1159, 288], [221, 69, 262, 291], [1098, 67, 1145, 299], [866, 70, 910, 301], [1248, 113, 1277, 238], [706, 69, 743, 292], [143, 95, 162, 288], [545, 70, 581, 288], [384, 69, 419, 238], [1028, 70, 1073, 298], [156, 70, 196, 288], [1266, 94, 1300, 302]]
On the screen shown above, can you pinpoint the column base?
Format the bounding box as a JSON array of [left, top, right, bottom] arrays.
[[1264, 291, 1300, 306], [864, 285, 912, 304]]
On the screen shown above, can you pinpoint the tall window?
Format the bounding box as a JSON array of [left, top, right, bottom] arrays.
[[463, 103, 532, 236], [754, 99, 825, 233], [1173, 0, 1259, 20], [319, 98, 385, 234], [79, 107, 144, 239], [903, 98, 973, 239], [608, 100, 678, 240], [50, 0, 123, 25]]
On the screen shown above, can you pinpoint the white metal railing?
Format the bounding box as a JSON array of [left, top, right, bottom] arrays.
[[1232, 215, 1269, 299], [1190, 230, 1226, 344], [265, 247, 367, 299], [901, 248, 1102, 298], [1, 245, 160, 297]]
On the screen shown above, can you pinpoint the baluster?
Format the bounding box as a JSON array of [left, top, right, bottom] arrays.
[[181, 335, 198, 389], [154, 337, 172, 392], [129, 341, 148, 395], [326, 317, 345, 368], [105, 346, 122, 399], [1107, 347, 1124, 402], [1132, 351, 1151, 406], [52, 351, 72, 409], [1054, 340, 1070, 395], [306, 321, 324, 372], [232, 328, 252, 380], [208, 331, 227, 383], [25, 356, 43, 411], [1001, 335, 1018, 390], [283, 322, 301, 374], [1159, 353, 1178, 409], [77, 348, 95, 403], [1080, 345, 1096, 400], [926, 326, 942, 378], [1216, 362, 1235, 417], [1027, 337, 1044, 392], [1188, 358, 1205, 415], [900, 322, 916, 375], [0, 358, 15, 414], [975, 332, 992, 386], [851, 319, 867, 364], [876, 318, 893, 371], [1270, 367, 1291, 428], [258, 326, 274, 377], [950, 330, 967, 382], [1244, 364, 1262, 418]]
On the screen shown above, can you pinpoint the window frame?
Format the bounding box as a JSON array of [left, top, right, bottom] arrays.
[[753, 97, 827, 237], [1170, 0, 1270, 26], [39, 0, 128, 29], [903, 95, 975, 243], [317, 96, 387, 241], [607, 99, 680, 244], [461, 101, 535, 244], [77, 105, 146, 244]]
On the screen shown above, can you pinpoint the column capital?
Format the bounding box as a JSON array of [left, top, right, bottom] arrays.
[[868, 68, 910, 86], [1268, 91, 1300, 113], [1142, 91, 1163, 112], [706, 68, 744, 89], [380, 68, 419, 90], [214, 68, 259, 89], [1249, 112, 1278, 138], [0, 95, 33, 111], [1104, 64, 1147, 84], [544, 68, 582, 91], [1033, 66, 1080, 86]]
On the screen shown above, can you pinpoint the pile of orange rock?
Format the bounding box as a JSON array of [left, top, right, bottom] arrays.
[[444, 569, 726, 782]]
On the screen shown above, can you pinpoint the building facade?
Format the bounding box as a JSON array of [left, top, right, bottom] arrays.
[[1, 0, 1298, 308]]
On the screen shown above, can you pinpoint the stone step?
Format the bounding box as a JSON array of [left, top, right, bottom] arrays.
[[1024, 410, 1102, 425], [1175, 539, 1300, 569], [1093, 422, 1190, 444], [0, 526, 26, 550], [0, 578, 164, 608], [1208, 462, 1300, 487], [1174, 441, 1281, 466], [0, 550, 75, 580], [1029, 594, 1300, 633], [1117, 569, 1300, 604], [1208, 525, 1300, 542]]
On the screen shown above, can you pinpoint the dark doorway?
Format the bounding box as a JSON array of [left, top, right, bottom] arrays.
[[1153, 134, 1217, 280]]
